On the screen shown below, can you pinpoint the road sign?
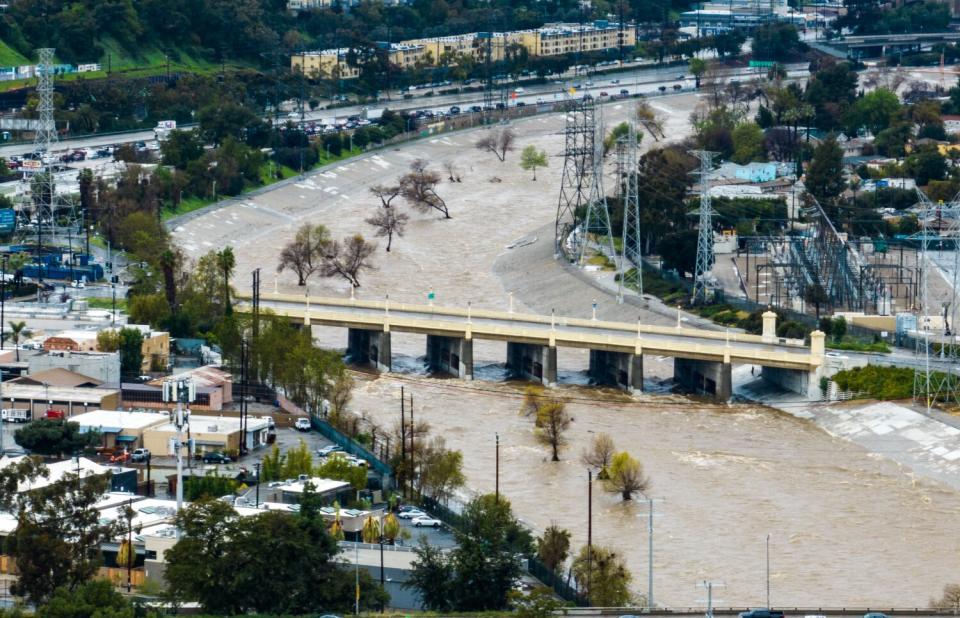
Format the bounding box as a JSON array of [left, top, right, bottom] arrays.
[[427, 291, 435, 301], [749, 60, 776, 68]]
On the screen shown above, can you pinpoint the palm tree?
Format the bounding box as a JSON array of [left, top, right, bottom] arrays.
[[216, 246, 236, 315], [8, 320, 30, 361], [159, 249, 178, 313]]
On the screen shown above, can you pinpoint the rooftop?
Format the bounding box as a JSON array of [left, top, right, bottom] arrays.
[[11, 367, 104, 388], [0, 382, 119, 403], [154, 414, 268, 435], [0, 455, 121, 493], [70, 409, 169, 432], [277, 477, 352, 495]]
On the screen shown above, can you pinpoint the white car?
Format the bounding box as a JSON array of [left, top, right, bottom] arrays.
[[294, 418, 311, 431], [412, 516, 442, 528], [397, 510, 426, 520]]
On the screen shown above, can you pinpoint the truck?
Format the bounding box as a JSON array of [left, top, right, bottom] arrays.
[[154, 120, 177, 141], [1, 408, 30, 423]]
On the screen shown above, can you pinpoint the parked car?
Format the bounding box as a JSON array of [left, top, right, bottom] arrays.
[[620, 88, 629, 96], [317, 445, 343, 457], [131, 448, 151, 462], [294, 418, 311, 431], [398, 509, 426, 520], [202, 452, 232, 464], [398, 505, 420, 513], [448, 105, 461, 115], [739, 610, 784, 618], [413, 516, 442, 528], [109, 450, 131, 464]]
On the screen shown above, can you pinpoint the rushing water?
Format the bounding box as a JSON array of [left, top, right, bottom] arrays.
[[348, 372, 960, 609]]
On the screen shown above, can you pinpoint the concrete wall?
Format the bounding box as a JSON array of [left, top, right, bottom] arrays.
[[347, 328, 392, 372], [588, 350, 643, 392], [674, 357, 732, 400], [761, 366, 814, 397], [506, 342, 556, 385], [426, 335, 472, 379]]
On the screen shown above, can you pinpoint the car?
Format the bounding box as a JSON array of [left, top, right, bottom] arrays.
[[294, 418, 311, 431], [398, 509, 426, 520], [620, 88, 629, 95], [449, 105, 461, 114], [739, 610, 784, 618], [317, 445, 343, 457], [516, 101, 526, 107], [863, 614, 889, 618], [413, 516, 442, 528], [673, 84, 682, 90], [202, 452, 232, 464], [109, 451, 131, 464], [131, 448, 151, 462], [469, 105, 482, 113], [599, 91, 609, 97], [398, 505, 420, 513], [677, 74, 686, 80]]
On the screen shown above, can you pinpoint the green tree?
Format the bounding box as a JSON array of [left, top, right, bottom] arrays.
[[603, 451, 650, 501], [908, 145, 947, 186], [14, 419, 99, 458], [844, 88, 902, 136], [832, 315, 847, 342], [407, 494, 533, 611], [804, 283, 829, 319], [160, 129, 205, 169], [7, 320, 30, 361], [315, 453, 368, 491], [118, 327, 144, 378], [509, 586, 564, 618], [805, 134, 845, 205], [519, 145, 548, 180], [752, 23, 803, 61], [657, 230, 699, 277], [0, 457, 117, 605], [571, 545, 634, 606], [216, 245, 236, 315], [417, 436, 465, 504], [537, 524, 571, 572], [690, 57, 706, 88], [731, 122, 765, 164], [38, 579, 133, 618], [165, 499, 387, 614]]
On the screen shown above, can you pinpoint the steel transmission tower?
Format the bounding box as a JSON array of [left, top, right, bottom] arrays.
[[616, 124, 642, 298], [554, 98, 596, 258], [913, 189, 960, 411], [577, 103, 617, 268], [689, 150, 716, 304], [32, 48, 60, 282]]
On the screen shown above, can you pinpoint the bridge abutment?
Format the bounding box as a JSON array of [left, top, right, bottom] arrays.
[[674, 357, 731, 400], [426, 335, 473, 380], [506, 342, 557, 385], [588, 349, 643, 392], [346, 328, 392, 372]]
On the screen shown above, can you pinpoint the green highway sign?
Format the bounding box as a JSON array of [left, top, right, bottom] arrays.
[[749, 60, 776, 67]]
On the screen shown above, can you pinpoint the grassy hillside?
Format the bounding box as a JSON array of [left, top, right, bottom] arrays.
[[0, 39, 29, 66]]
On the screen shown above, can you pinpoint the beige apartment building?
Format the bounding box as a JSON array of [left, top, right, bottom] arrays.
[[291, 21, 635, 77]]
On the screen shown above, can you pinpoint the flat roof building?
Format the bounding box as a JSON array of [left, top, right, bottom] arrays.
[[142, 414, 269, 456], [70, 409, 169, 449], [0, 383, 120, 417]]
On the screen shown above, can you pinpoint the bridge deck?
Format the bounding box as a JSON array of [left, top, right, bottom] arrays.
[[239, 294, 820, 371]]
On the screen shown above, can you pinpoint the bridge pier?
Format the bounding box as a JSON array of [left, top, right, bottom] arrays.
[[346, 328, 392, 372], [588, 350, 643, 392], [673, 357, 731, 401], [426, 335, 473, 379], [506, 342, 557, 386]]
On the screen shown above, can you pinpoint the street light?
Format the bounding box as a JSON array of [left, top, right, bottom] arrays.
[[1, 253, 8, 350], [254, 461, 262, 508], [111, 283, 116, 326]]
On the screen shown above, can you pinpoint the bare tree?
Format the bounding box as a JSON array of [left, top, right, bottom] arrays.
[[320, 234, 377, 287], [365, 206, 409, 252], [635, 100, 666, 142], [581, 432, 616, 477], [475, 128, 516, 162], [932, 584, 960, 611], [370, 184, 402, 208], [535, 401, 571, 462], [443, 161, 462, 182], [399, 159, 450, 219], [277, 223, 330, 286]]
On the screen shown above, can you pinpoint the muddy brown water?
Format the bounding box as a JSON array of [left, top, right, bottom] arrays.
[[348, 373, 960, 609]]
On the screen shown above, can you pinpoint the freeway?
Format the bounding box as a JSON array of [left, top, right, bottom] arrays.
[[0, 62, 808, 158], [245, 293, 820, 370]]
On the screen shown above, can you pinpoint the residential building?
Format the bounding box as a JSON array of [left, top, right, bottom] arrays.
[[147, 365, 232, 405], [28, 350, 121, 384], [291, 21, 636, 77], [102, 325, 170, 373], [69, 409, 169, 449]]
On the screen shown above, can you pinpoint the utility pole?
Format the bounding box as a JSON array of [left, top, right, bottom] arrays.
[[254, 461, 261, 507], [689, 150, 717, 304], [696, 580, 726, 618], [586, 469, 593, 602], [765, 533, 771, 608], [409, 392, 415, 499], [240, 339, 248, 455], [495, 432, 500, 502], [163, 377, 196, 535], [400, 386, 406, 498], [1, 253, 7, 350]]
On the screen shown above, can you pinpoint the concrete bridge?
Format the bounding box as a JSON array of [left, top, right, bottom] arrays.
[[820, 32, 960, 58], [239, 294, 826, 400]]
